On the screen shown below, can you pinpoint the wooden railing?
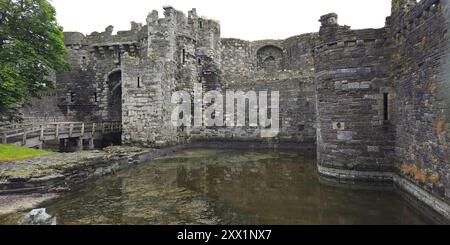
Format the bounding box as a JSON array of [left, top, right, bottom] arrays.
[[0, 121, 122, 147], [0, 123, 33, 132]]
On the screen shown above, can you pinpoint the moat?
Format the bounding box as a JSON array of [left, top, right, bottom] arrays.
[[0, 148, 431, 225]]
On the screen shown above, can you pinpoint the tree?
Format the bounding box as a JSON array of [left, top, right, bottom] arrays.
[[0, 0, 69, 121]]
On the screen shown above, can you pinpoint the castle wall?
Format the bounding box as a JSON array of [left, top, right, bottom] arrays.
[[219, 35, 317, 83], [13, 3, 450, 221], [314, 0, 450, 219], [20, 28, 144, 124], [88, 30, 143, 123], [220, 38, 253, 83], [283, 34, 318, 72], [314, 15, 395, 180], [203, 35, 317, 145], [195, 77, 316, 146], [20, 6, 317, 147], [390, 0, 450, 210], [20, 83, 67, 123], [121, 7, 209, 147], [55, 57, 98, 122], [196, 17, 221, 67], [121, 55, 183, 146]]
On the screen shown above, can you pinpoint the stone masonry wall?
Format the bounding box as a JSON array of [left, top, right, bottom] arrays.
[[206, 34, 317, 144], [220, 35, 317, 83], [196, 77, 316, 145], [390, 0, 450, 206], [20, 6, 317, 147], [314, 14, 396, 180], [15, 3, 450, 221], [121, 55, 182, 147], [57, 42, 100, 122], [21, 24, 144, 124]]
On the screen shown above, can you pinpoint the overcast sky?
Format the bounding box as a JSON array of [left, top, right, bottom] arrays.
[[50, 0, 392, 41]]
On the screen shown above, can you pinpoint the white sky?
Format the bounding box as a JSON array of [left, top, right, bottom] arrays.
[[50, 0, 392, 41]]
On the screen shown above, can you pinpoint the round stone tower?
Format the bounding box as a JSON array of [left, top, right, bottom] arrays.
[[314, 13, 396, 181]]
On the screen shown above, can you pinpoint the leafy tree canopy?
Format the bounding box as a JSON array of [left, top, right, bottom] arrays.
[[0, 0, 69, 121]]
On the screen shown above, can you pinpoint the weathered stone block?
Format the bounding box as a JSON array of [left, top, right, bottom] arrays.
[[337, 131, 353, 141]]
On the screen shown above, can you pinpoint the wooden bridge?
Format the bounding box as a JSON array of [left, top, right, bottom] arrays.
[[0, 121, 122, 150]]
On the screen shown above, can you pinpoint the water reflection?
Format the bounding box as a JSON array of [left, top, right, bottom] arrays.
[[1, 149, 431, 225]]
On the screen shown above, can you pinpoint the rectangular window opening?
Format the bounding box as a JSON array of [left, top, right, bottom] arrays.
[[383, 93, 389, 121], [137, 76, 141, 88], [182, 49, 186, 64], [70, 92, 76, 103]]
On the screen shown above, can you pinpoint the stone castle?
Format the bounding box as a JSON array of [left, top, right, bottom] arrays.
[[21, 0, 450, 220]]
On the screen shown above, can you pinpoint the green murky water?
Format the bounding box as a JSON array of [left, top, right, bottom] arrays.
[[0, 149, 431, 224]]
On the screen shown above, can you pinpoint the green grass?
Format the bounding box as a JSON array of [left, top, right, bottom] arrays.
[[0, 145, 54, 162]]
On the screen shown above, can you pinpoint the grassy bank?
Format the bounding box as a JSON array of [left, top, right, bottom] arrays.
[[0, 145, 53, 162]]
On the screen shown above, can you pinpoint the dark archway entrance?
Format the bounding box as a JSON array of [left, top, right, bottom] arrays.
[[107, 70, 122, 122], [104, 70, 123, 146]]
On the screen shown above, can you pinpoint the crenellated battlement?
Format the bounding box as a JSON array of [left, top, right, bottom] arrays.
[[316, 13, 387, 48]]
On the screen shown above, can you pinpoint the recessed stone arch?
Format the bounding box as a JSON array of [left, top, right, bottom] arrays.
[[106, 69, 122, 122], [256, 45, 284, 72]]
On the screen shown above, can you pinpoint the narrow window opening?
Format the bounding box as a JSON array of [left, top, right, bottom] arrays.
[[70, 92, 76, 103], [137, 76, 141, 88], [383, 93, 389, 121], [199, 20, 203, 29], [198, 58, 202, 65], [182, 49, 186, 64], [94, 92, 99, 102]]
